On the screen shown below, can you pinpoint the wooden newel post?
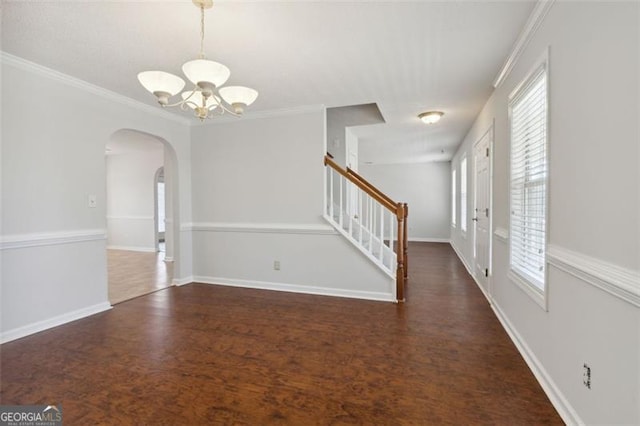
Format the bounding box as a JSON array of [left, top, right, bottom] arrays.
[[396, 203, 405, 302], [403, 203, 409, 280]]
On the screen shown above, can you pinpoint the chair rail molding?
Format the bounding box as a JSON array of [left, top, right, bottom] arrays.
[[183, 222, 338, 235], [494, 227, 509, 243], [0, 229, 107, 250], [547, 244, 640, 307]]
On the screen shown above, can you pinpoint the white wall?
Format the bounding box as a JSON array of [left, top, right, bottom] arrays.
[[189, 109, 394, 301], [106, 144, 163, 252], [0, 54, 192, 342], [450, 2, 639, 424], [360, 162, 451, 241]]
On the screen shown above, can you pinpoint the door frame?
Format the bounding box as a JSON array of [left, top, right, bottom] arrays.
[[153, 166, 165, 253], [472, 122, 494, 297]]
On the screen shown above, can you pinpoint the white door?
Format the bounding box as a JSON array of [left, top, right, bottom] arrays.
[[473, 127, 492, 292]]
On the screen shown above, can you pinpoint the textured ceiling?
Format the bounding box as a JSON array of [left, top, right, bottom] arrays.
[[1, 0, 535, 164]]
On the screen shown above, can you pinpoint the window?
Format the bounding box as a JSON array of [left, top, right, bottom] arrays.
[[460, 157, 467, 233], [451, 169, 457, 227], [508, 59, 548, 303]]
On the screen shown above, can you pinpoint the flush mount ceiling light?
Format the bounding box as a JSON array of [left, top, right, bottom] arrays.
[[418, 111, 444, 124], [138, 0, 258, 121]]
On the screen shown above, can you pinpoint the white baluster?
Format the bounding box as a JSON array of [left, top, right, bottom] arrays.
[[358, 190, 363, 245], [369, 197, 374, 252], [379, 204, 384, 263], [339, 175, 344, 227], [389, 209, 395, 269], [329, 169, 334, 221], [348, 182, 353, 237]]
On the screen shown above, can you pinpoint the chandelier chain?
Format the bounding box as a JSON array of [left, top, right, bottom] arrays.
[[199, 5, 205, 59]]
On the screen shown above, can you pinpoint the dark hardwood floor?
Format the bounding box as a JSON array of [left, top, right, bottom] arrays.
[[0, 243, 562, 424]]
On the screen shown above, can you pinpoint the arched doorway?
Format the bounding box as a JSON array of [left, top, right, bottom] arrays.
[[105, 129, 180, 304]]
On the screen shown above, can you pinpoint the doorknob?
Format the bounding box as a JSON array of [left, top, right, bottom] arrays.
[[472, 217, 478, 222]]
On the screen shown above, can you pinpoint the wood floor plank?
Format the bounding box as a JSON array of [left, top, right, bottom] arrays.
[[107, 249, 173, 304], [0, 243, 562, 424]]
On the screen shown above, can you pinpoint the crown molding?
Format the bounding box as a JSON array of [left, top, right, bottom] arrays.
[[493, 0, 555, 89], [0, 51, 192, 126], [192, 104, 326, 126]]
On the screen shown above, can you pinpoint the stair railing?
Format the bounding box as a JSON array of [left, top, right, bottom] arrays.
[[345, 166, 409, 282], [324, 155, 407, 302]]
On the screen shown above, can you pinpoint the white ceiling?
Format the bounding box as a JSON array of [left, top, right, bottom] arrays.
[[2, 0, 535, 164]]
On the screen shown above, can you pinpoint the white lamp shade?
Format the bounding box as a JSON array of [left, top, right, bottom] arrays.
[[419, 111, 444, 124], [138, 71, 185, 96], [181, 91, 220, 110], [182, 59, 230, 88], [219, 86, 259, 106]]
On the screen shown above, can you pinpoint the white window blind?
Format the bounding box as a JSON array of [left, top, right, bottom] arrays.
[[452, 169, 457, 226], [509, 64, 547, 291], [460, 157, 467, 232]]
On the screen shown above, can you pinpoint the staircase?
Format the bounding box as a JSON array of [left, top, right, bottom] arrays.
[[323, 155, 408, 302]]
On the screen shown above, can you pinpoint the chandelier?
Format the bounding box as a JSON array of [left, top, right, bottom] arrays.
[[137, 0, 258, 121]]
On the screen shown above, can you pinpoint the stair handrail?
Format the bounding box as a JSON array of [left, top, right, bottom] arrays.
[[324, 156, 397, 213], [346, 167, 395, 207], [323, 155, 407, 301]]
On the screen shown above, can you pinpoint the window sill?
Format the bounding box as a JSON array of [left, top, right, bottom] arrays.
[[508, 270, 548, 311]]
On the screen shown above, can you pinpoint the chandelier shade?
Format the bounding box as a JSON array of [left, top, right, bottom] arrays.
[[182, 59, 231, 88], [137, 0, 258, 120], [137, 71, 185, 96], [219, 86, 259, 107]]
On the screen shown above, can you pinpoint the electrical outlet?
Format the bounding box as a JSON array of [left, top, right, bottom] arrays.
[[88, 194, 97, 208], [273, 260, 280, 271], [583, 363, 591, 389]]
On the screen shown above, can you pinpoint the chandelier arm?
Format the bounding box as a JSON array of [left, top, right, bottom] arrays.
[[207, 87, 241, 117], [161, 86, 201, 108], [212, 101, 241, 117]]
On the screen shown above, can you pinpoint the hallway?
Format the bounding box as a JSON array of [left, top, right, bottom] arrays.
[[1, 243, 561, 424]]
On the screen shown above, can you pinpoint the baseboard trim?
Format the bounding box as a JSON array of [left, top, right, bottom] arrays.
[[0, 229, 106, 250], [172, 276, 194, 286], [450, 240, 581, 425], [0, 302, 112, 344], [490, 301, 582, 425], [409, 238, 450, 243], [193, 276, 395, 303], [449, 241, 473, 276], [107, 245, 157, 253]]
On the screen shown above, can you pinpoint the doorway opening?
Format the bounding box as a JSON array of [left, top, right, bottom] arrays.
[[105, 129, 177, 304]]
